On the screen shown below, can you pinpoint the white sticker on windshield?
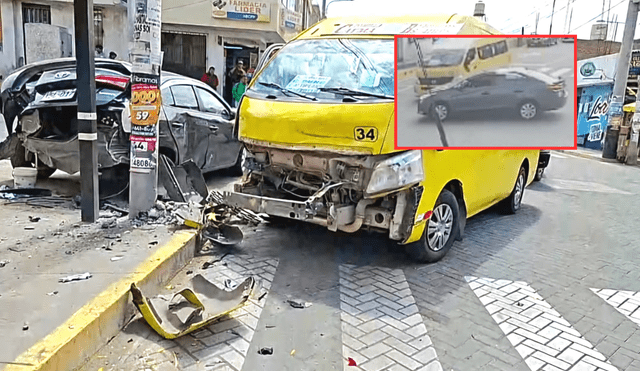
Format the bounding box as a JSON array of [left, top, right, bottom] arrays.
[[360, 71, 381, 88], [333, 23, 463, 35], [285, 75, 331, 93]]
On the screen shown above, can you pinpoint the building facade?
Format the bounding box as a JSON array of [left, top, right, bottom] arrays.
[[0, 0, 320, 101]]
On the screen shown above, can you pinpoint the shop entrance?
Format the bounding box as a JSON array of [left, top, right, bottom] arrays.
[[223, 43, 259, 105]]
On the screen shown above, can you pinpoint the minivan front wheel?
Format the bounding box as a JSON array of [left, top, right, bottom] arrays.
[[405, 189, 460, 263], [500, 166, 526, 214]]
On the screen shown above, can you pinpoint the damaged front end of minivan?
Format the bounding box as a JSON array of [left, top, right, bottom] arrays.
[[224, 146, 426, 243]]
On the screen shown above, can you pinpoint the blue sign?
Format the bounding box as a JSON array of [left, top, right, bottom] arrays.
[[285, 20, 296, 28], [226, 12, 258, 20], [577, 84, 612, 150]]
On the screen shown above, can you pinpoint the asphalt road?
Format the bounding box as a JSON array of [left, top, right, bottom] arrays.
[[397, 42, 576, 149], [82, 153, 640, 371]]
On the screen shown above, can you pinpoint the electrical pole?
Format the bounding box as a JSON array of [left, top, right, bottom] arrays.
[[74, 0, 99, 222], [128, 0, 163, 218], [603, 0, 640, 160], [549, 0, 557, 34]]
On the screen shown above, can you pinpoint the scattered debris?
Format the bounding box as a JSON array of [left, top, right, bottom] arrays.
[[224, 279, 238, 290], [516, 302, 524, 307], [127, 338, 133, 343], [159, 156, 208, 204], [47, 291, 59, 296], [105, 234, 121, 239], [103, 203, 128, 215], [59, 273, 93, 283], [0, 259, 9, 268], [258, 347, 273, 355], [0, 187, 52, 199], [347, 357, 357, 366], [101, 218, 117, 229], [148, 241, 159, 246], [290, 349, 296, 357], [111, 256, 124, 262], [22, 323, 29, 331], [266, 325, 276, 329], [8, 247, 24, 253], [29, 216, 40, 222], [186, 270, 193, 275], [258, 292, 268, 301], [203, 224, 243, 245], [24, 226, 35, 230], [201, 253, 229, 270], [37, 235, 45, 240], [287, 299, 312, 309], [148, 208, 160, 219], [131, 274, 257, 339]]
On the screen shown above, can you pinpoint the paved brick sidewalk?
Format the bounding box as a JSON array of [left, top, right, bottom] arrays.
[[80, 153, 640, 371]]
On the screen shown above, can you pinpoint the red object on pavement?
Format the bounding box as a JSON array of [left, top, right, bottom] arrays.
[[347, 357, 357, 366]]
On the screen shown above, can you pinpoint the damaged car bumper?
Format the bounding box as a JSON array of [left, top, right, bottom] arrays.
[[223, 147, 426, 243]]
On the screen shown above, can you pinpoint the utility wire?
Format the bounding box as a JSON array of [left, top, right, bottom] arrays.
[[569, 0, 627, 33]]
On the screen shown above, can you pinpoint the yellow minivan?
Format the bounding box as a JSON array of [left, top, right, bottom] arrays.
[[414, 36, 513, 95], [222, 15, 540, 263]]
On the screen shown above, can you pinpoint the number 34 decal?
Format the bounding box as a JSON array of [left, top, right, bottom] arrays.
[[354, 127, 378, 141]]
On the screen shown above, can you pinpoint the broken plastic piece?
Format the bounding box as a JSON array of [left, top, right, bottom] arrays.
[[59, 272, 92, 283], [287, 299, 312, 309], [131, 274, 257, 339], [348, 357, 357, 366], [258, 347, 273, 355], [203, 224, 243, 245], [0, 259, 9, 268]]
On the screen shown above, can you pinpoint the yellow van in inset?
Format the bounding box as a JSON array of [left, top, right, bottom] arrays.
[[413, 36, 513, 95], [222, 15, 539, 263]]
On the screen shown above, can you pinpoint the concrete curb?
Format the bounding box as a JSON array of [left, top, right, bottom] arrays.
[[554, 149, 605, 162], [4, 230, 199, 371]]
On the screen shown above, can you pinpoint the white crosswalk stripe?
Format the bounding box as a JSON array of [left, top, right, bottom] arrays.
[[339, 265, 443, 371], [466, 277, 619, 371], [591, 288, 640, 327]]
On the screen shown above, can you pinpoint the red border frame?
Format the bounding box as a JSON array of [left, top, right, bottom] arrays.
[[394, 34, 578, 150]]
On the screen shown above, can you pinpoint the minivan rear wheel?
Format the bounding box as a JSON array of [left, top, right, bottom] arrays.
[[405, 189, 459, 263]]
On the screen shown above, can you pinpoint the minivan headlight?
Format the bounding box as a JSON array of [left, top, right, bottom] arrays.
[[366, 150, 424, 196]]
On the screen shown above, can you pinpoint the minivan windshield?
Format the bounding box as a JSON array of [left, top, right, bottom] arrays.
[[425, 50, 466, 67], [250, 38, 394, 100]]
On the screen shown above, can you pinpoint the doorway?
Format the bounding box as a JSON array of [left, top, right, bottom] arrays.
[[161, 32, 207, 80], [223, 42, 258, 105]]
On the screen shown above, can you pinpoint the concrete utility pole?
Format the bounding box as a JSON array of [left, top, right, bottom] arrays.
[[602, 0, 640, 160], [128, 0, 163, 218], [549, 0, 557, 34], [74, 0, 99, 222]]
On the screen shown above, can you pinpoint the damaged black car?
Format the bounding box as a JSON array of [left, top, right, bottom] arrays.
[[0, 57, 244, 196]]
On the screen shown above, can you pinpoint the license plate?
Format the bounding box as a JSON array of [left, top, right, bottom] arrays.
[[42, 89, 76, 101]]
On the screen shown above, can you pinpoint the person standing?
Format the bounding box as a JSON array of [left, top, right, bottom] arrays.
[[232, 75, 248, 108], [201, 66, 219, 92], [225, 60, 246, 104]]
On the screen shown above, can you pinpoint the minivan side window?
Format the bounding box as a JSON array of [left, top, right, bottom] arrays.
[[478, 45, 494, 60], [494, 41, 508, 55], [170, 85, 199, 110]]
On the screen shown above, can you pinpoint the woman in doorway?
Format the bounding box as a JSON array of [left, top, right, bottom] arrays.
[[201, 66, 219, 92]]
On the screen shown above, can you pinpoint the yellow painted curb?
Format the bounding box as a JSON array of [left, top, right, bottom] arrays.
[[4, 230, 198, 371]]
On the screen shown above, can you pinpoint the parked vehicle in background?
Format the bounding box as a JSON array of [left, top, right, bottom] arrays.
[[414, 37, 512, 95], [528, 37, 558, 47], [0, 58, 243, 195], [535, 150, 551, 181], [561, 37, 574, 43], [221, 15, 540, 263], [418, 67, 568, 121]]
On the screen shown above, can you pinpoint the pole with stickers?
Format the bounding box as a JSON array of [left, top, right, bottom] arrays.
[[129, 0, 163, 218]]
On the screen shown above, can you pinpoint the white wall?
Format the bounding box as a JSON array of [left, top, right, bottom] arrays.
[[0, 0, 18, 81]]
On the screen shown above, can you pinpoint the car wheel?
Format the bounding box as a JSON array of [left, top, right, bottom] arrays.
[[405, 189, 460, 263], [432, 102, 449, 121], [500, 166, 526, 214], [519, 101, 538, 120], [231, 147, 247, 176], [534, 167, 544, 181]]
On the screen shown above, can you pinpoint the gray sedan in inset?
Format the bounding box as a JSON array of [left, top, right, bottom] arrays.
[[417, 67, 568, 121]]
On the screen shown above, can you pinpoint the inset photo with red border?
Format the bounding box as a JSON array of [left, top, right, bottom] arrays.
[[395, 35, 577, 149]]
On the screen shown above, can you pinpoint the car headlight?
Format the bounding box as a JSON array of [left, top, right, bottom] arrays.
[[366, 150, 424, 196]]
